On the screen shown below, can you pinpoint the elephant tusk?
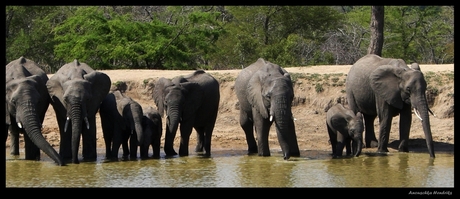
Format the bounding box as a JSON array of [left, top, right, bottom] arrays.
[[84, 117, 90, 130], [428, 108, 437, 118], [269, 115, 273, 122], [17, 122, 23, 129], [414, 108, 423, 121], [64, 117, 70, 132]]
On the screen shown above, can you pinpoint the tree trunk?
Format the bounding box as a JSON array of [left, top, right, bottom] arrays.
[[367, 6, 384, 56]]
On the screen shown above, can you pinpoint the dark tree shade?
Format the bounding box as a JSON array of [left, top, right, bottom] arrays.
[[367, 6, 384, 56]]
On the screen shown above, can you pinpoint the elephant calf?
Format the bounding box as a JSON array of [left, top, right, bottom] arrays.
[[100, 90, 146, 160], [140, 106, 162, 159], [326, 103, 364, 158]]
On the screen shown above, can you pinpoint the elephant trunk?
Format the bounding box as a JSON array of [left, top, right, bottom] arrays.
[[414, 99, 435, 158], [353, 139, 363, 157], [272, 95, 296, 160], [20, 101, 64, 165], [167, 105, 180, 135], [70, 103, 83, 164]]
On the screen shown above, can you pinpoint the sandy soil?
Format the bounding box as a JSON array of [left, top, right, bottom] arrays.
[[6, 64, 454, 158]]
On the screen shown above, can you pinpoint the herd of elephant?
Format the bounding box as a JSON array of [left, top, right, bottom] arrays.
[[5, 54, 436, 166]]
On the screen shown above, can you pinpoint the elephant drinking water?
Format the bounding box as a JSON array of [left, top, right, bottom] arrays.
[[6, 57, 64, 165], [100, 90, 146, 160], [326, 103, 364, 158], [346, 54, 435, 158], [153, 70, 220, 157], [234, 58, 300, 160], [47, 60, 111, 164]]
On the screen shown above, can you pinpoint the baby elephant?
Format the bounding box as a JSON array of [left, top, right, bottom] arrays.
[[140, 106, 162, 159], [326, 103, 364, 158], [100, 90, 145, 160]]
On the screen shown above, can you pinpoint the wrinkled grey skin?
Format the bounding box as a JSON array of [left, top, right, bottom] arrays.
[[140, 106, 162, 159], [326, 103, 364, 158], [100, 90, 146, 160], [234, 58, 300, 160], [47, 60, 111, 164], [6, 57, 64, 165], [346, 54, 435, 158], [153, 70, 220, 157]]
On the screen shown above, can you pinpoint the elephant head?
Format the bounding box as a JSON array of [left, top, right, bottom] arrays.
[[247, 62, 300, 159], [47, 60, 111, 164], [369, 63, 435, 157], [6, 57, 64, 165], [140, 106, 162, 159], [153, 77, 202, 136]]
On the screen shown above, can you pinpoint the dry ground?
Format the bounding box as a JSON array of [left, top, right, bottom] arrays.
[[6, 64, 455, 158]]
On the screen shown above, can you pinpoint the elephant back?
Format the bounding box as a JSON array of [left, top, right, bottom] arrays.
[[6, 57, 48, 83], [55, 59, 95, 79]]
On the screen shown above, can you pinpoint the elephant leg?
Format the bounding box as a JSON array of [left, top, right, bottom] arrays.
[[398, 106, 412, 152], [129, 133, 138, 159], [164, 124, 178, 156], [363, 114, 378, 148], [140, 144, 149, 159], [335, 133, 346, 157], [121, 132, 131, 158], [56, 114, 72, 160], [239, 111, 257, 154], [82, 117, 97, 161], [23, 132, 41, 160], [104, 137, 112, 159], [152, 133, 161, 159], [253, 113, 271, 157], [327, 125, 337, 157], [8, 125, 20, 155], [203, 124, 215, 156], [377, 104, 394, 153], [101, 116, 113, 159], [178, 124, 193, 156], [194, 126, 205, 153], [345, 138, 352, 156]]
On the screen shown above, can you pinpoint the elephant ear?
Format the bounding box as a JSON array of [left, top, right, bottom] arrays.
[[46, 74, 66, 105], [84, 71, 112, 114], [180, 82, 203, 121], [247, 71, 269, 119], [153, 77, 173, 117], [369, 64, 405, 109]]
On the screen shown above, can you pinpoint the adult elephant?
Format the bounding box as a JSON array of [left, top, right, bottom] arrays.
[[140, 106, 162, 159], [99, 90, 145, 160], [346, 54, 435, 158], [5, 57, 64, 165], [47, 60, 111, 164], [326, 103, 364, 158], [234, 58, 300, 160], [153, 70, 220, 157]]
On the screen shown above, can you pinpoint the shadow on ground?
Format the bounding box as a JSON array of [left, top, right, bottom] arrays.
[[388, 138, 454, 154]]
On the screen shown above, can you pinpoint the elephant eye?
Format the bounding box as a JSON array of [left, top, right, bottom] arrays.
[[406, 87, 411, 94]]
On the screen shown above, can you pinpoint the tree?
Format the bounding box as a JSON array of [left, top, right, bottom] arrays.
[[367, 6, 384, 56]]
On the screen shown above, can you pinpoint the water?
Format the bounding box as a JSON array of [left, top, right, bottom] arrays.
[[5, 149, 454, 187]]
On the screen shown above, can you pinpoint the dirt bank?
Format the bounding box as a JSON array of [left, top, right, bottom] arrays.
[[6, 64, 454, 158]]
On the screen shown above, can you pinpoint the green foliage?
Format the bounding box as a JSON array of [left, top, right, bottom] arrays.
[[315, 83, 324, 93], [5, 6, 454, 71]]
